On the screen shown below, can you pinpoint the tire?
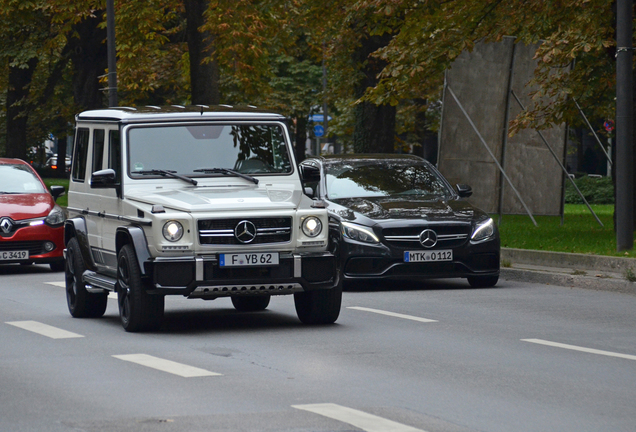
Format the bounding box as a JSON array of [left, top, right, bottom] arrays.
[[65, 237, 108, 318], [467, 274, 499, 288], [50, 260, 65, 272], [231, 295, 271, 312], [294, 282, 342, 325], [117, 244, 164, 332]]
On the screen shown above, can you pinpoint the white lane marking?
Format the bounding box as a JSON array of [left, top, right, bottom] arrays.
[[292, 403, 426, 432], [113, 354, 222, 377], [347, 307, 437, 323], [522, 339, 636, 361], [6, 321, 84, 339]]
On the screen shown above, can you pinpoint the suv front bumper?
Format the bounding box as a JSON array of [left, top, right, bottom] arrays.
[[145, 251, 337, 297]]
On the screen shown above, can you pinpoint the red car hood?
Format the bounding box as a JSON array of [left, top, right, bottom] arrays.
[[0, 193, 53, 220]]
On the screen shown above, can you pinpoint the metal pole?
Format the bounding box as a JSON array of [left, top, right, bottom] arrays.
[[498, 39, 516, 224], [107, 0, 118, 107], [322, 44, 328, 151], [573, 98, 612, 165], [447, 85, 538, 226], [511, 91, 603, 227], [616, 0, 633, 251]]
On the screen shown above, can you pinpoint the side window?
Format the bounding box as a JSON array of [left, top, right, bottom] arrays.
[[92, 129, 105, 173], [72, 128, 90, 181], [108, 130, 121, 182]]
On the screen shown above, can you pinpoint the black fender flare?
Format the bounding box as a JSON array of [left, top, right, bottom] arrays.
[[64, 217, 97, 271], [116, 226, 152, 277]]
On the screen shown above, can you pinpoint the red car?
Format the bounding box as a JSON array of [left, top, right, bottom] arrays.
[[0, 158, 65, 271]]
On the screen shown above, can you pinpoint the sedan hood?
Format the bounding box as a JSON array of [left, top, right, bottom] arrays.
[[0, 193, 53, 220], [331, 196, 477, 221], [126, 184, 300, 212]]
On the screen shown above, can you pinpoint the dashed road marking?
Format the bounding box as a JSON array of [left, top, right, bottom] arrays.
[[113, 354, 222, 377], [292, 403, 427, 432], [347, 307, 437, 323], [45, 281, 65, 288], [522, 338, 636, 361], [6, 321, 84, 339]]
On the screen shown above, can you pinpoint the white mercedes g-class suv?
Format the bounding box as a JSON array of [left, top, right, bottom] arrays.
[[64, 106, 341, 332]]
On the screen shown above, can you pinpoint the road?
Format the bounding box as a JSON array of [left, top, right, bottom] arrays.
[[1, 264, 635, 432]]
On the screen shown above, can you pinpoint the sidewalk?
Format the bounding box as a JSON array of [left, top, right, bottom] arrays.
[[499, 248, 636, 295]]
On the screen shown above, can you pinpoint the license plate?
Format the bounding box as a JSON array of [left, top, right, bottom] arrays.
[[219, 252, 279, 267], [404, 250, 452, 262], [0, 250, 29, 261]]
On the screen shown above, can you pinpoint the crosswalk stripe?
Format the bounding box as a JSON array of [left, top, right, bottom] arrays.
[[6, 321, 84, 339], [347, 307, 437, 323], [292, 403, 426, 432], [522, 338, 636, 361], [113, 354, 222, 377]]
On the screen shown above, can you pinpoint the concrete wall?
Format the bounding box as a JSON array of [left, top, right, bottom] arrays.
[[438, 39, 567, 215]]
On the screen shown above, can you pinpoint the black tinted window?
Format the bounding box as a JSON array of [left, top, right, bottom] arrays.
[[72, 128, 90, 181]]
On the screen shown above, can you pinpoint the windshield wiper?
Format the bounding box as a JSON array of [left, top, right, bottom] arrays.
[[135, 169, 198, 186], [0, 191, 20, 194], [193, 167, 259, 184]]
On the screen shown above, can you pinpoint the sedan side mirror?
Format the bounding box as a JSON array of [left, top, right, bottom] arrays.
[[49, 185, 65, 201], [456, 184, 473, 198]]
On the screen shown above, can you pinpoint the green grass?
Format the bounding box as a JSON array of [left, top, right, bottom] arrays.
[[496, 204, 636, 258], [43, 177, 69, 207]]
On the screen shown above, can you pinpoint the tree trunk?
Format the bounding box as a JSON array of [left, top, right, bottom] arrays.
[[352, 33, 396, 153], [5, 58, 38, 160], [68, 13, 108, 110], [185, 0, 220, 105], [294, 115, 308, 163]]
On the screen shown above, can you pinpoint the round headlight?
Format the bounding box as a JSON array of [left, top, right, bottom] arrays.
[[301, 216, 322, 238], [162, 220, 184, 242]]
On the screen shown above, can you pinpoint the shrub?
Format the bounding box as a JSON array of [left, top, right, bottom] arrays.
[[564, 176, 614, 205]]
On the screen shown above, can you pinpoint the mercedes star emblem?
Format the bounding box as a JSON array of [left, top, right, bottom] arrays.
[[235, 220, 257, 243], [419, 229, 438, 248]]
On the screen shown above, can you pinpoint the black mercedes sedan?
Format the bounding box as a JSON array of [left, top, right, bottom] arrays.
[[299, 154, 500, 288]]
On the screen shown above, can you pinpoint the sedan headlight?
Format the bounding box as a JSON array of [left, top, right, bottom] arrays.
[[341, 221, 379, 244], [45, 205, 65, 226], [471, 218, 495, 244], [162, 220, 184, 242], [301, 216, 323, 237]]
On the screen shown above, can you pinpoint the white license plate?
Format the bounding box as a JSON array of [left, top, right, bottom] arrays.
[[404, 250, 452, 262], [219, 252, 279, 267], [0, 250, 29, 261]]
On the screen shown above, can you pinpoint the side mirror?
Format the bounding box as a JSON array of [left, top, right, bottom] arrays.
[[91, 168, 118, 189], [299, 164, 321, 183], [456, 184, 473, 198], [49, 185, 65, 201]]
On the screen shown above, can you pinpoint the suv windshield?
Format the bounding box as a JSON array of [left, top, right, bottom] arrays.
[[0, 164, 46, 194], [324, 160, 453, 200], [127, 123, 292, 177]]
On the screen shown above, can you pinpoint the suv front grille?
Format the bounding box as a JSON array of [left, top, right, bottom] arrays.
[[382, 224, 471, 249], [198, 217, 292, 245]]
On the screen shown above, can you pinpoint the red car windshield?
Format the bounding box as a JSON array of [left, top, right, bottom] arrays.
[[0, 164, 46, 194]]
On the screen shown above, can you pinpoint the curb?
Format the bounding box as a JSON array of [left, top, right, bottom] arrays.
[[499, 248, 636, 295]]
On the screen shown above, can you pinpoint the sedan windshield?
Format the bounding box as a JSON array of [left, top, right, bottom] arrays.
[[127, 123, 292, 178], [0, 164, 46, 194], [324, 160, 453, 200]]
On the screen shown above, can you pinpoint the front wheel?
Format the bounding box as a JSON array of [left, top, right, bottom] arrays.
[[467, 274, 499, 288], [294, 282, 342, 325], [231, 296, 270, 311], [117, 244, 164, 332], [65, 237, 107, 318]]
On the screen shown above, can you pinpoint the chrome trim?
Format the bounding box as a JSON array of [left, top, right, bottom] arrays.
[[195, 256, 204, 281], [384, 234, 468, 241], [294, 254, 302, 278], [188, 283, 303, 299]]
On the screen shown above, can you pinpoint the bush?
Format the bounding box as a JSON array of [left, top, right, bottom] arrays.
[[564, 176, 614, 205]]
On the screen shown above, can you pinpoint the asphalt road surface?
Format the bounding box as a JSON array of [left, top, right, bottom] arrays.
[[1, 264, 635, 432]]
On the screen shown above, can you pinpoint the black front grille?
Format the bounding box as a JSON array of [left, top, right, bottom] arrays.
[[382, 224, 471, 249], [198, 217, 292, 245], [0, 240, 46, 255]]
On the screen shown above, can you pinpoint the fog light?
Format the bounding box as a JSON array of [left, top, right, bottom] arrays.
[[43, 241, 55, 252]]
